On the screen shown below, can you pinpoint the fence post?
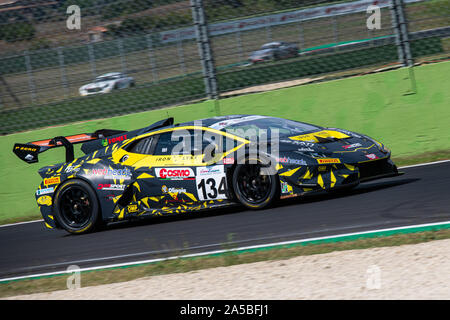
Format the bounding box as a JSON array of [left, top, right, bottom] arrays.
[[24, 51, 36, 105], [332, 15, 338, 51], [117, 38, 127, 74], [390, 0, 413, 66], [235, 29, 244, 63], [190, 0, 219, 104], [177, 34, 187, 75], [298, 21, 305, 50], [57, 47, 69, 99], [146, 34, 158, 83], [87, 43, 97, 78], [266, 25, 272, 43]]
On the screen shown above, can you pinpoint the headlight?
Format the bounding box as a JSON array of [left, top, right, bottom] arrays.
[[363, 135, 390, 154]]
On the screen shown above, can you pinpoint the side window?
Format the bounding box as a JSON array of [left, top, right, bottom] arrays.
[[153, 132, 176, 155], [126, 136, 154, 154]]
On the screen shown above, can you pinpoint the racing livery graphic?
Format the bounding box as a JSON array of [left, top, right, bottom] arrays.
[[13, 115, 402, 234]]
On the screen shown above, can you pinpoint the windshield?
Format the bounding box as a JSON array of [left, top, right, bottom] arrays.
[[212, 116, 321, 138], [95, 75, 121, 82], [261, 43, 279, 50]]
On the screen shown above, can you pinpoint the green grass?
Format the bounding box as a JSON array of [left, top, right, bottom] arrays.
[[1, 228, 449, 298], [0, 61, 449, 223]]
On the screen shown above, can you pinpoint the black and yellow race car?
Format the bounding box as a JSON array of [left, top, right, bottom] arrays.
[[13, 115, 401, 234]]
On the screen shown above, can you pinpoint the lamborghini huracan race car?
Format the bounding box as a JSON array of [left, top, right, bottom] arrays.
[[13, 115, 401, 234]]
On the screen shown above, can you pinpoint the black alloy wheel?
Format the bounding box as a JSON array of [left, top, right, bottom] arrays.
[[232, 161, 278, 209], [54, 180, 100, 234]]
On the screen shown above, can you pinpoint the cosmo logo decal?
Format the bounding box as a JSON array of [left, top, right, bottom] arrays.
[[156, 168, 195, 180]]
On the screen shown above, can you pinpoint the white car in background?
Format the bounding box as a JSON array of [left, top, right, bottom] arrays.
[[79, 72, 135, 96]]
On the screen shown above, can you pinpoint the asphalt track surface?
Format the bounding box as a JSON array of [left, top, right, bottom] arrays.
[[1, 162, 450, 279]]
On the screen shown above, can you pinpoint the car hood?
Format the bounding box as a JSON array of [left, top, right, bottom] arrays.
[[275, 128, 390, 164]]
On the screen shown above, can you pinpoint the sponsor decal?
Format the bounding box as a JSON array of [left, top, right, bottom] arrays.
[[296, 148, 315, 152], [281, 181, 291, 194], [365, 153, 379, 160], [316, 158, 341, 164], [36, 187, 54, 195], [15, 146, 38, 152], [90, 168, 131, 179], [277, 157, 307, 166], [97, 184, 126, 191], [102, 135, 127, 146], [65, 166, 80, 173], [37, 195, 52, 206], [196, 166, 227, 201], [318, 166, 327, 172], [198, 166, 222, 176], [342, 143, 362, 149], [156, 156, 172, 162], [156, 168, 195, 180], [44, 177, 61, 185], [25, 154, 34, 161], [281, 140, 315, 148], [162, 185, 187, 193], [223, 157, 235, 165], [289, 130, 350, 143], [127, 204, 139, 213], [280, 193, 300, 199]]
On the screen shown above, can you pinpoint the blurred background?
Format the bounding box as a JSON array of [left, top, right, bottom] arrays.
[[0, 0, 448, 134]]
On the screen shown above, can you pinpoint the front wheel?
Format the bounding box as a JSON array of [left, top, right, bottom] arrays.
[[53, 179, 100, 234], [232, 161, 279, 210]]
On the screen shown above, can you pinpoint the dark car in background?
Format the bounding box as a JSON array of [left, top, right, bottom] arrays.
[[249, 41, 299, 63]]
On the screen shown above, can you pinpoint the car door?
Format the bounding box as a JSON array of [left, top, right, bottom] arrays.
[[111, 127, 247, 209]]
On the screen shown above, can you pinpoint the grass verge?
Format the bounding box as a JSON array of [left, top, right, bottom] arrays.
[[1, 228, 450, 298]]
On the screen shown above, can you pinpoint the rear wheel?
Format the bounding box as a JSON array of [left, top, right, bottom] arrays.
[[54, 179, 100, 234], [232, 160, 278, 209]]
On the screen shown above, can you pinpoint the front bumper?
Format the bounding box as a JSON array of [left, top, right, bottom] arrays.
[[279, 157, 400, 197]]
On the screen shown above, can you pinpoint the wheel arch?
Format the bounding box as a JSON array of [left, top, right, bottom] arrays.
[[52, 176, 103, 223]]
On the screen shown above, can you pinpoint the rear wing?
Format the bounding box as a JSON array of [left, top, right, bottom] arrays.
[[13, 129, 125, 164], [13, 117, 174, 164]]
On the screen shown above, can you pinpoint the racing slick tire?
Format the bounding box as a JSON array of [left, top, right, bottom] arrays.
[[53, 179, 101, 234], [232, 159, 279, 210]]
